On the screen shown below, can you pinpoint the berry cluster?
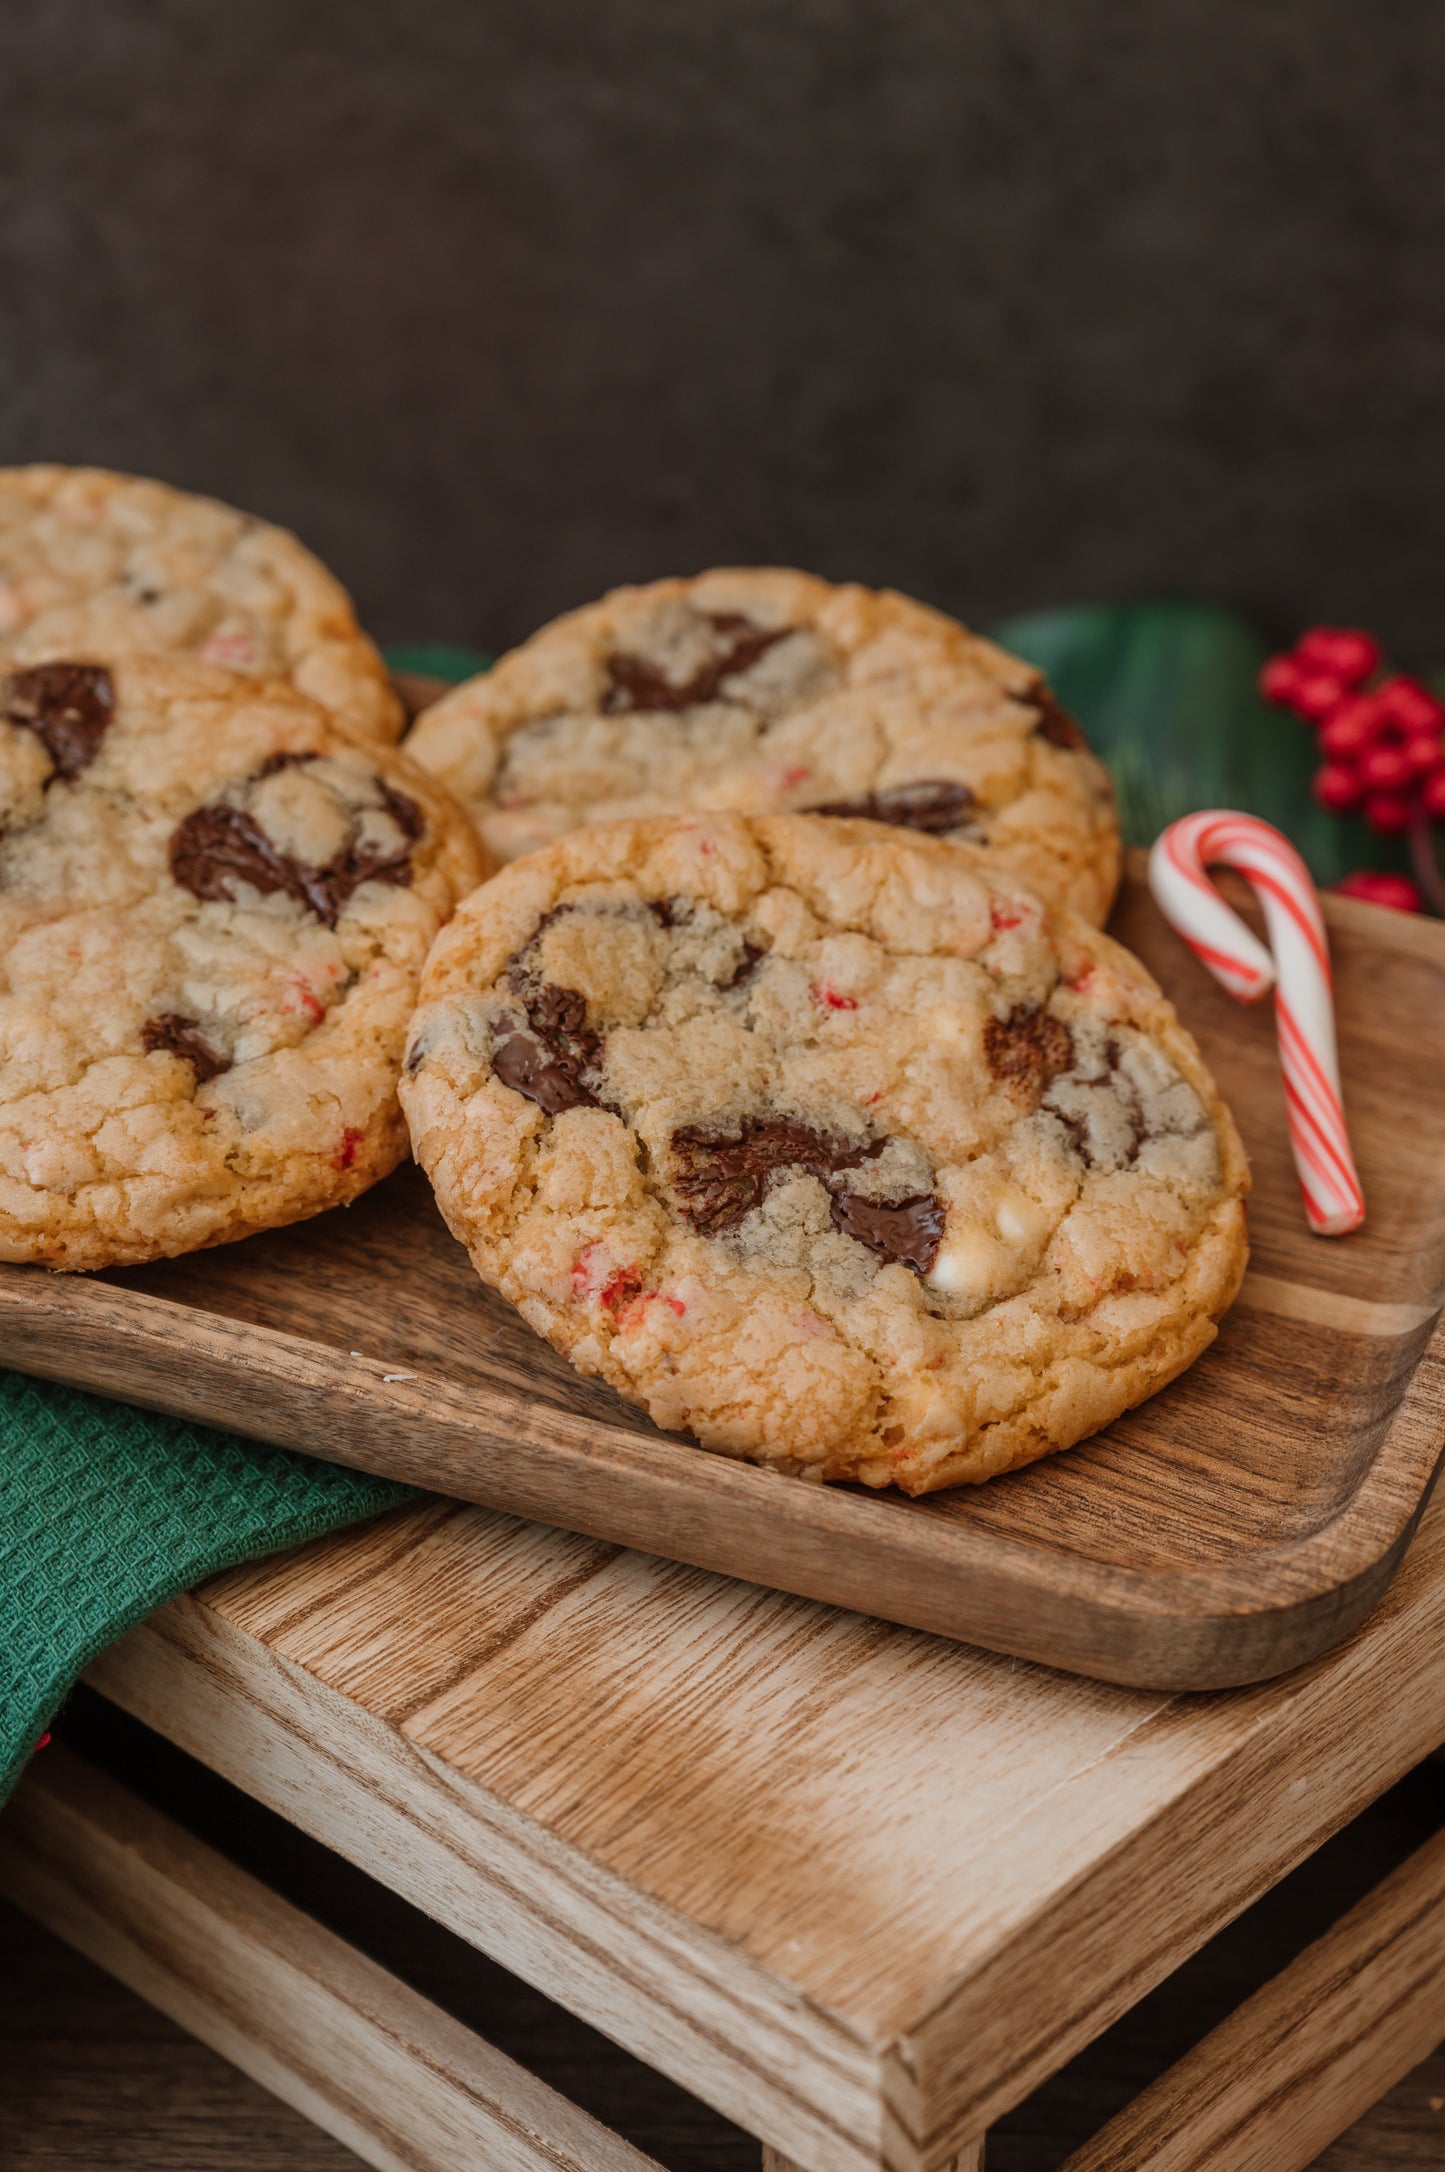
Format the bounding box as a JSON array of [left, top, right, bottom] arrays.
[[1261, 629, 1445, 834], [1261, 626, 1445, 914]]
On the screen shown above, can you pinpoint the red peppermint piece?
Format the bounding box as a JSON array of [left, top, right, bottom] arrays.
[[599, 1267, 644, 1315]]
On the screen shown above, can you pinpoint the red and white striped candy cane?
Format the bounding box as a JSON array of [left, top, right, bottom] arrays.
[[1148, 811, 1365, 1236]]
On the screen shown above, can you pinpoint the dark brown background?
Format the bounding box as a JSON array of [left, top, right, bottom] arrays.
[[1, 2, 1441, 651], [3, 14, 1444, 2158]]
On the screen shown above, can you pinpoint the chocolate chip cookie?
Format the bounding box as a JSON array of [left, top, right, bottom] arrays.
[[0, 466, 402, 743], [401, 813, 1247, 1493], [0, 656, 485, 1270], [404, 569, 1121, 924]]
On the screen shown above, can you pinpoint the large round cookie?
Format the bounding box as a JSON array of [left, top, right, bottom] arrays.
[[405, 569, 1121, 924], [0, 466, 402, 743], [402, 813, 1247, 1493], [0, 656, 485, 1270]]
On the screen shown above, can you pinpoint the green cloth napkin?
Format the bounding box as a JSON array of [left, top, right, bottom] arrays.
[[0, 1369, 411, 1803]]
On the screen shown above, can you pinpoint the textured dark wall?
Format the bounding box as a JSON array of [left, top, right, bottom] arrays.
[[1, 1, 1441, 656]]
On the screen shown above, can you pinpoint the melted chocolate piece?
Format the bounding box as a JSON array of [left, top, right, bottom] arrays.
[[601, 613, 787, 714], [984, 1006, 1074, 1093], [1048, 1075, 1145, 1170], [141, 1013, 230, 1082], [169, 771, 422, 929], [492, 980, 604, 1114], [671, 1115, 944, 1276], [727, 941, 766, 989], [5, 662, 115, 782], [671, 1117, 866, 1235], [493, 1029, 600, 1114], [1023, 681, 1087, 750], [808, 779, 976, 833], [829, 1189, 945, 1274]]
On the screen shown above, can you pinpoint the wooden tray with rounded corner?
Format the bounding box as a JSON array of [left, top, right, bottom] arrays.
[[1, 849, 1443, 1690]]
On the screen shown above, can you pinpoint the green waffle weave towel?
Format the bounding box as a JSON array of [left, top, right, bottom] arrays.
[[0, 1369, 412, 1804]]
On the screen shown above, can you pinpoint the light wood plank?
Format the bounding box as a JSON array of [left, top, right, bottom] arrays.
[[3, 865, 1444, 1690], [87, 1597, 884, 2172], [85, 1485, 1445, 2171], [0, 1745, 661, 2172], [1057, 1824, 1445, 2171]]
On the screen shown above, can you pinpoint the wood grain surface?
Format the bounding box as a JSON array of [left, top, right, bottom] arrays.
[[2, 862, 1443, 1688], [5, 1730, 1445, 2172], [83, 1472, 1445, 2172], [1057, 1824, 1445, 2170], [0, 1744, 663, 2172]]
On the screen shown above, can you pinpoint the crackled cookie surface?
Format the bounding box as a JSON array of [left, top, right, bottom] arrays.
[[0, 656, 485, 1269], [402, 813, 1247, 1493], [0, 466, 402, 743], [405, 568, 1121, 924]]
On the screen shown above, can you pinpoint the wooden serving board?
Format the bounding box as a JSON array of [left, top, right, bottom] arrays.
[[3, 860, 1444, 1690]]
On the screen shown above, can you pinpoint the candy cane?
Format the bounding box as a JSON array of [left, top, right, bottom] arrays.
[[1147, 811, 1365, 1236]]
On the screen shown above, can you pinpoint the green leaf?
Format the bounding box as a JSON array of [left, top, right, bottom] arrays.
[[992, 601, 1398, 886], [383, 641, 492, 683]]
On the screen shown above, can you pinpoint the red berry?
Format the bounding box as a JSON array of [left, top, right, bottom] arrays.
[[1260, 655, 1306, 708], [1422, 769, 1445, 820], [1358, 743, 1415, 795], [1374, 675, 1444, 735], [1333, 871, 1424, 913], [1363, 790, 1412, 833], [1313, 761, 1364, 812], [1292, 670, 1348, 721], [1318, 699, 1379, 760], [1403, 730, 1444, 778], [1296, 627, 1381, 685]]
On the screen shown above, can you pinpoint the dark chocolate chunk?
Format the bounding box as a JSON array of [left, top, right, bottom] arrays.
[[141, 1013, 230, 1082], [1047, 1076, 1145, 1170], [727, 941, 766, 989], [984, 1006, 1074, 1092], [169, 768, 422, 928], [528, 981, 600, 1057], [169, 803, 298, 909], [672, 1119, 845, 1234], [671, 1114, 943, 1275], [670, 1117, 878, 1237], [255, 749, 318, 778], [808, 779, 976, 834], [1022, 681, 1087, 750], [379, 778, 425, 841], [829, 1189, 945, 1274], [601, 614, 787, 714], [491, 979, 604, 1114], [493, 1029, 601, 1114], [4, 662, 115, 782]]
